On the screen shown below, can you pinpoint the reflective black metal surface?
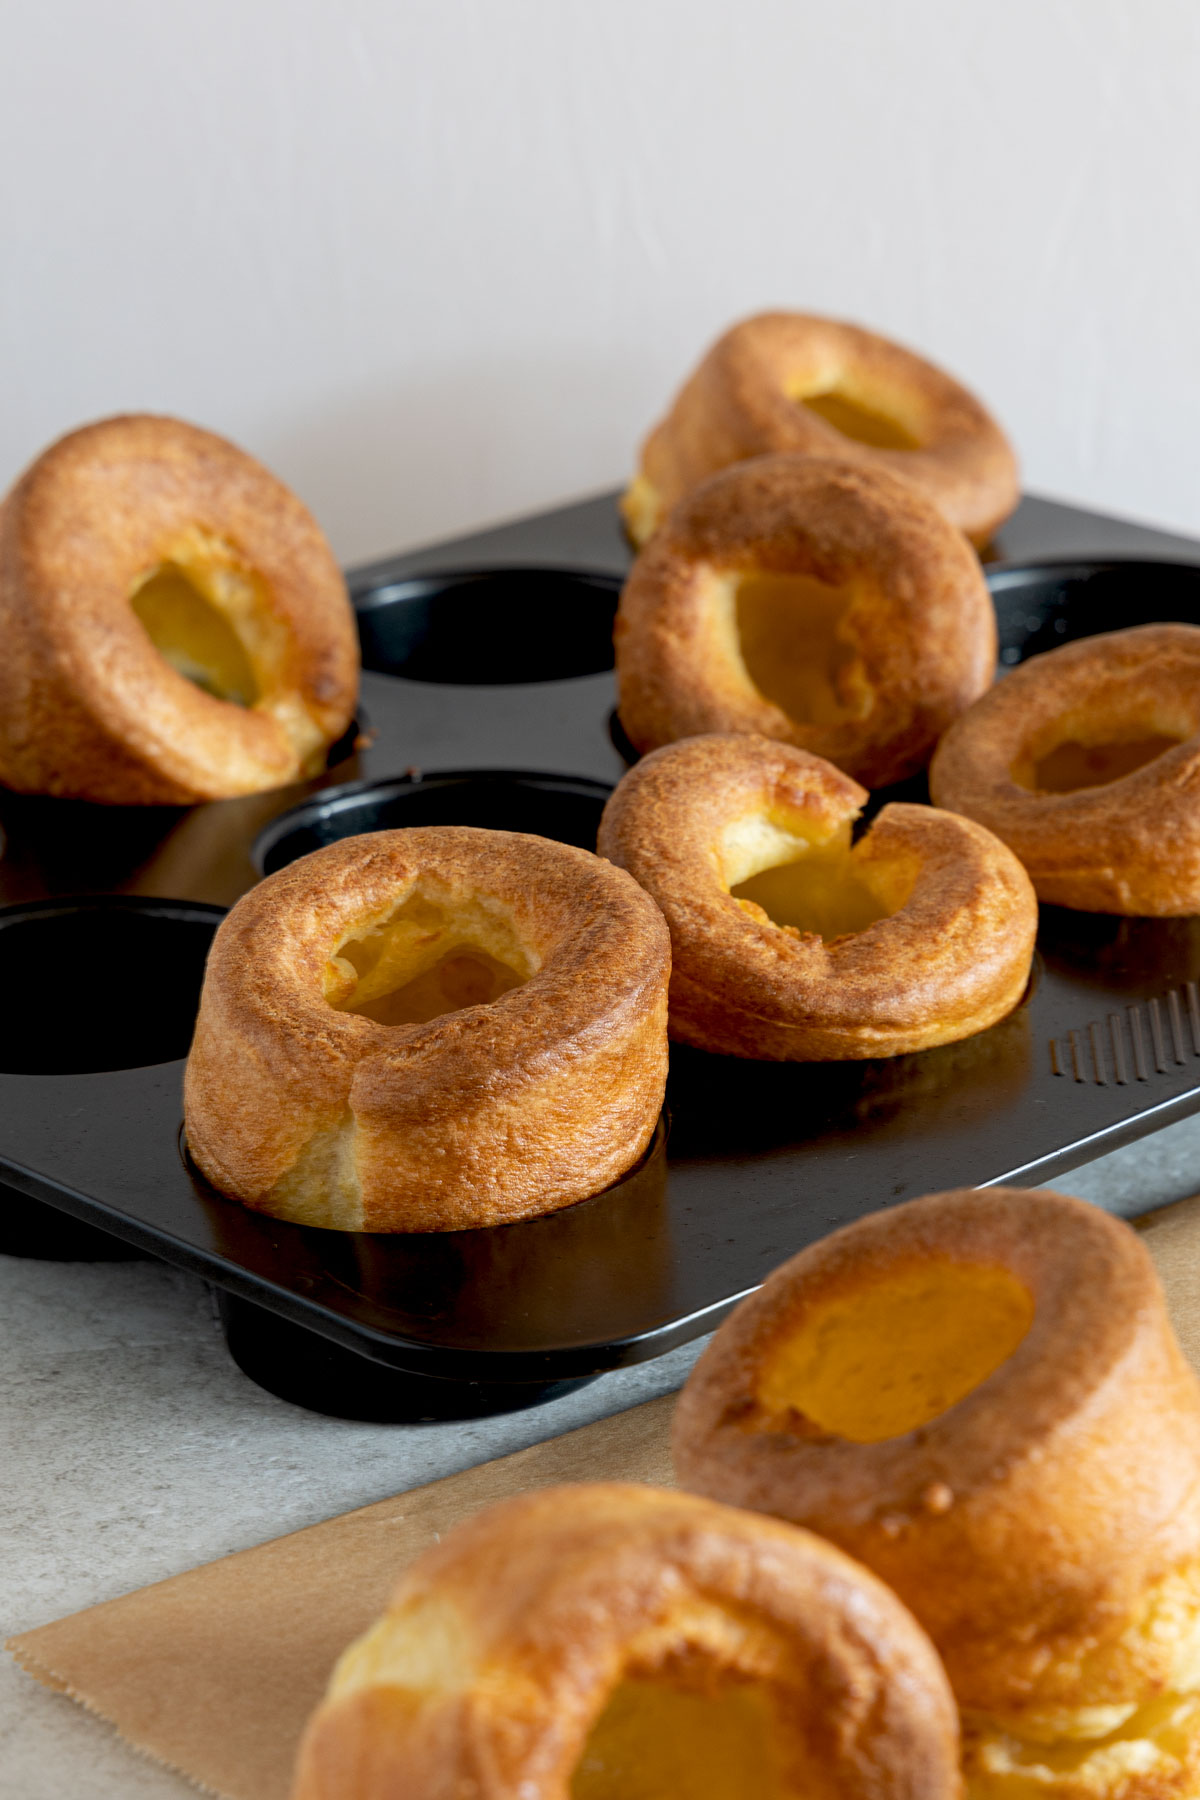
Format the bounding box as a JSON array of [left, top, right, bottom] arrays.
[[2, 490, 1199, 1417]]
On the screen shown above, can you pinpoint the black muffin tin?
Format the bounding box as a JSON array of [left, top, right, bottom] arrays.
[[4, 489, 1200, 1421]]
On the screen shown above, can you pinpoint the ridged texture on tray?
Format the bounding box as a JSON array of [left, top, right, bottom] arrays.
[[674, 1186, 1200, 1799], [930, 623, 1200, 914], [291, 1482, 961, 1800], [0, 414, 359, 804], [621, 311, 1018, 548], [184, 826, 671, 1231], [615, 454, 997, 788], [597, 733, 1036, 1060]]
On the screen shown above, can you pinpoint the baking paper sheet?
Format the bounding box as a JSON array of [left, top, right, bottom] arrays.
[[9, 1192, 1200, 1800]]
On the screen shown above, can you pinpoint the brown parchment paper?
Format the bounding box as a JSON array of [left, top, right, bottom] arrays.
[[7, 1387, 676, 1799], [9, 1192, 1200, 1800]]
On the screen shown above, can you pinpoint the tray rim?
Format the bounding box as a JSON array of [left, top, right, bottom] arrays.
[[6, 498, 1200, 1392]]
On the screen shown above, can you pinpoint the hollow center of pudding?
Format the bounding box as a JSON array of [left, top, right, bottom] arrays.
[[131, 561, 261, 706], [1026, 733, 1184, 794], [732, 832, 891, 941], [734, 570, 872, 726], [572, 1677, 790, 1800], [130, 525, 330, 773], [325, 890, 534, 1027], [757, 1259, 1035, 1442], [787, 378, 920, 451]]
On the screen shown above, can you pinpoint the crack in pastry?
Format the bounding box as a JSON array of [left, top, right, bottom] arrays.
[[597, 733, 1037, 1060]]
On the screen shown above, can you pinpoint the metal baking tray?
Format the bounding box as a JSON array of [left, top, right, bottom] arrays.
[[3, 489, 1200, 1420]]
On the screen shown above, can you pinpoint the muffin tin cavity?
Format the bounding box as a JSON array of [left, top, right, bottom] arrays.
[[0, 898, 224, 1075], [210, 1120, 669, 1421], [350, 567, 621, 683], [8, 494, 1200, 1417], [255, 769, 611, 875], [988, 559, 1200, 667]]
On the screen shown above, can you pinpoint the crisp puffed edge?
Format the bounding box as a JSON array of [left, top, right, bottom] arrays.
[[673, 1187, 1200, 1725], [614, 453, 997, 789], [0, 413, 359, 803], [623, 311, 1018, 548], [184, 826, 672, 1230], [598, 733, 1036, 1059], [930, 624, 1200, 914], [291, 1483, 962, 1800]]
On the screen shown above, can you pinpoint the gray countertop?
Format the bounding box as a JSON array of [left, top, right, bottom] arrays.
[[5, 1117, 1200, 1799], [7, 486, 1200, 1792]]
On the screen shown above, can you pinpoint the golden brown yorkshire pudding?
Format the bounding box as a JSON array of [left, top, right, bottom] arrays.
[[0, 414, 359, 804], [615, 455, 997, 789], [597, 734, 1036, 1061], [291, 1482, 962, 1800], [930, 624, 1200, 915], [184, 826, 670, 1232], [622, 312, 1019, 549], [674, 1187, 1200, 1800]]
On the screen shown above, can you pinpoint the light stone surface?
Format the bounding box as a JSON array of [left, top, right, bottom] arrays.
[[4, 1116, 1199, 1798]]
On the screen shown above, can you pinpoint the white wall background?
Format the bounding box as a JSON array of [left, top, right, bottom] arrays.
[[2, 0, 1198, 564]]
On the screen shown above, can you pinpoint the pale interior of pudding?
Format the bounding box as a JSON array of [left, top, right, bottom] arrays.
[[1018, 732, 1185, 795], [966, 1686, 1200, 1798], [722, 813, 906, 943], [963, 1556, 1200, 1790], [620, 472, 664, 545], [329, 1592, 475, 1700], [572, 1677, 794, 1800], [784, 373, 921, 451], [330, 1596, 812, 1800], [130, 524, 326, 770], [712, 567, 875, 727], [757, 1257, 1034, 1441], [324, 886, 536, 1027]]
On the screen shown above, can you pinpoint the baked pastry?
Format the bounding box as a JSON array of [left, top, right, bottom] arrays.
[[615, 454, 997, 788], [674, 1186, 1200, 1798], [622, 311, 1018, 548], [0, 414, 359, 804], [291, 1482, 962, 1800], [930, 623, 1200, 914], [184, 825, 671, 1231], [597, 733, 1037, 1060]]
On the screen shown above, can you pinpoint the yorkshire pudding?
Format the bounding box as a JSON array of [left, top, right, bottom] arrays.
[[615, 455, 997, 788], [0, 414, 359, 804], [597, 734, 1037, 1060], [291, 1482, 961, 1800], [674, 1186, 1200, 1799], [622, 311, 1018, 549], [184, 826, 671, 1231], [930, 623, 1200, 914]]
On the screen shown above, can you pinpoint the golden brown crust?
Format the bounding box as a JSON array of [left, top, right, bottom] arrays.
[[0, 414, 359, 803], [623, 312, 1019, 548], [930, 624, 1200, 914], [673, 1187, 1200, 1726], [597, 734, 1037, 1059], [615, 455, 997, 788], [291, 1482, 962, 1800], [184, 826, 671, 1231]]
